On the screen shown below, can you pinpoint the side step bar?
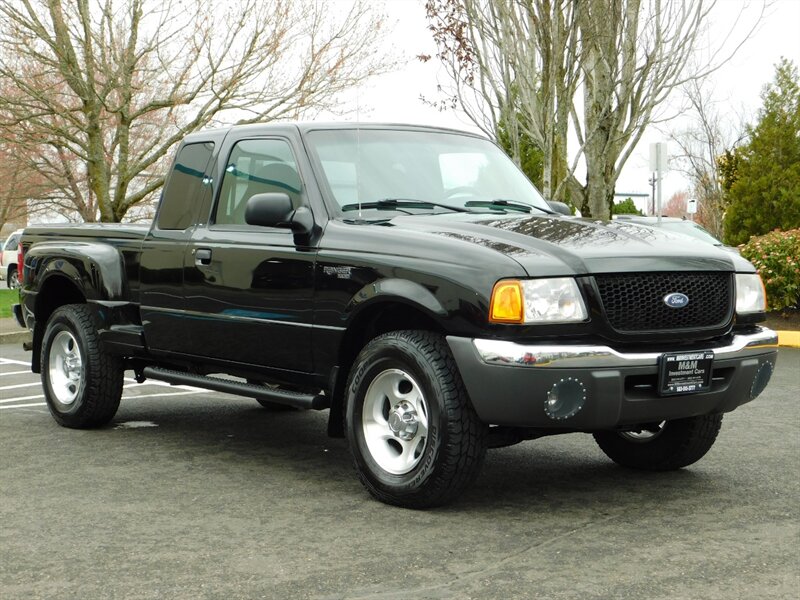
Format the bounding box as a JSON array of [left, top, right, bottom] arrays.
[[141, 367, 330, 410]]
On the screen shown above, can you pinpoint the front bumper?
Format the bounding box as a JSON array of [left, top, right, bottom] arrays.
[[447, 328, 779, 429]]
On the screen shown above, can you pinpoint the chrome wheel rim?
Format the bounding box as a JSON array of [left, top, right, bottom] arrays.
[[9, 271, 19, 289], [619, 421, 666, 443], [48, 330, 83, 405], [361, 368, 429, 475]]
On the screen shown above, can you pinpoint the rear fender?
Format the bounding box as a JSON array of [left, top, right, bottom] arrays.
[[26, 241, 126, 301]]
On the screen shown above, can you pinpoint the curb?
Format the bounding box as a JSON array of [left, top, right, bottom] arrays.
[[0, 330, 31, 346], [776, 330, 800, 348]]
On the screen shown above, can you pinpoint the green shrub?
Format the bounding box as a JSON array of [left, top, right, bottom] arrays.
[[740, 228, 800, 311]]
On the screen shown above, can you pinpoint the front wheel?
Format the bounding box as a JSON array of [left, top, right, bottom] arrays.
[[345, 330, 487, 508], [41, 304, 123, 428], [593, 414, 723, 471]]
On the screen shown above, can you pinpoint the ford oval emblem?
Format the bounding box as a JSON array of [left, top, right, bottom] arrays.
[[664, 292, 690, 308]]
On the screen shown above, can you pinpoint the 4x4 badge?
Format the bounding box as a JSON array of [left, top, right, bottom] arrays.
[[664, 292, 690, 308]]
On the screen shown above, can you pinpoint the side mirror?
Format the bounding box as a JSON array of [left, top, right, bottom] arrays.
[[245, 193, 294, 227], [244, 192, 316, 246], [546, 200, 573, 216]]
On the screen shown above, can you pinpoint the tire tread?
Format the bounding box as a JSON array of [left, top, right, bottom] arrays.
[[42, 304, 123, 428], [347, 330, 487, 508], [594, 414, 723, 471]]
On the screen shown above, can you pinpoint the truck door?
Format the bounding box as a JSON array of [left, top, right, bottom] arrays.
[[183, 137, 315, 371], [139, 140, 217, 355]]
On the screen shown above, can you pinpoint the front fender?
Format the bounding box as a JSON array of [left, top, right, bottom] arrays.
[[345, 277, 449, 322], [26, 241, 126, 301]]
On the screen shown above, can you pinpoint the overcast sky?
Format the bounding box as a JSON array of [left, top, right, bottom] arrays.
[[345, 0, 800, 210]]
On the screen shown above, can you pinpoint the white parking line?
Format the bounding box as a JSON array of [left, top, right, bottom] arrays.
[[0, 402, 46, 410], [0, 358, 31, 366], [0, 389, 205, 409], [0, 394, 45, 404], [0, 370, 32, 377], [124, 377, 201, 391], [0, 382, 40, 391], [120, 390, 203, 400]]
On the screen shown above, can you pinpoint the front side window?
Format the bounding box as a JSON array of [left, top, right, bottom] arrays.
[[215, 139, 302, 226], [157, 142, 214, 230]]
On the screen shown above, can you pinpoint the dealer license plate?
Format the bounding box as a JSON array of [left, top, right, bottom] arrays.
[[658, 351, 714, 396]]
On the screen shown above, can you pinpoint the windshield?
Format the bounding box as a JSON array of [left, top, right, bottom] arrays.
[[304, 129, 549, 215], [660, 222, 722, 245]]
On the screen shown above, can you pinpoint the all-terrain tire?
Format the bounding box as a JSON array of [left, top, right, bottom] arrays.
[[41, 304, 124, 428], [593, 414, 723, 471], [345, 330, 487, 508]]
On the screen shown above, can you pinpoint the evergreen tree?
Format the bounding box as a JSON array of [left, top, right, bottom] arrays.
[[723, 59, 800, 245], [612, 198, 643, 215]]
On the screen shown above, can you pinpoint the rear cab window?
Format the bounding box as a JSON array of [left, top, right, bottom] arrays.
[[157, 142, 215, 230]]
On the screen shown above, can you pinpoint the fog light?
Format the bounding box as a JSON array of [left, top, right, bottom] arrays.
[[544, 377, 587, 420], [750, 361, 773, 400]]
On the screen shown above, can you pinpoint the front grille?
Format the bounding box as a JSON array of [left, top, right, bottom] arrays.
[[594, 272, 733, 333]]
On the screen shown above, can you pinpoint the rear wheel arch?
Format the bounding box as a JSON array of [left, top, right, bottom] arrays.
[[30, 275, 87, 373]]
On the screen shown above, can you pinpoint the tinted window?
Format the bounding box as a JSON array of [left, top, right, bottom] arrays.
[[215, 139, 301, 225], [157, 142, 214, 230]]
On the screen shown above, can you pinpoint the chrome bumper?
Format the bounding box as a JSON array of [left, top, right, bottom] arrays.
[[473, 328, 779, 369]]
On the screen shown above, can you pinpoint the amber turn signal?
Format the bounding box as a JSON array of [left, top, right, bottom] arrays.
[[489, 280, 524, 323]]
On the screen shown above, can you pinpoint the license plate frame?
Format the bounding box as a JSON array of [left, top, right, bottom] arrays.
[[658, 350, 715, 396]]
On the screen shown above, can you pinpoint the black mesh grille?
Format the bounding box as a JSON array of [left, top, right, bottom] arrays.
[[594, 272, 733, 332]]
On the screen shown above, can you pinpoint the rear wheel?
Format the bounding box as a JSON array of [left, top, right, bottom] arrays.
[[7, 266, 19, 289], [41, 304, 123, 428], [593, 414, 723, 471], [345, 330, 487, 508]]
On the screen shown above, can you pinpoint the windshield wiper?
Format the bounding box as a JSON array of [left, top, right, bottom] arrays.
[[465, 199, 555, 214], [341, 198, 471, 213]]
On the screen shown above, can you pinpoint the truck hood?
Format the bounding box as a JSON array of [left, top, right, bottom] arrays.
[[388, 213, 752, 276]]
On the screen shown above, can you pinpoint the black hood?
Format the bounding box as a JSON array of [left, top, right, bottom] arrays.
[[387, 213, 752, 277]]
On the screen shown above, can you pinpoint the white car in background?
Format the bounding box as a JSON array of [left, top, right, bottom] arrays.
[[0, 229, 23, 288]]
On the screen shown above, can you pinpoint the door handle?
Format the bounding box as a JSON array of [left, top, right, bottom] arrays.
[[195, 248, 212, 266]]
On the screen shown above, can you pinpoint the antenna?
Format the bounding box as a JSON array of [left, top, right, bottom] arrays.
[[356, 86, 362, 220]]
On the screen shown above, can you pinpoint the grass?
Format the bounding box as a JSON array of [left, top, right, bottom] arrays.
[[0, 288, 18, 319]]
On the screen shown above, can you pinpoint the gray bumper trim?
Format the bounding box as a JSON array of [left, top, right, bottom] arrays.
[[473, 328, 778, 369]]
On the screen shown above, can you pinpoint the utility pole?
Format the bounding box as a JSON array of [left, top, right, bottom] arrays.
[[650, 142, 668, 223]]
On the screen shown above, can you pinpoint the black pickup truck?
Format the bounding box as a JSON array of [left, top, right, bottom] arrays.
[[14, 123, 778, 508]]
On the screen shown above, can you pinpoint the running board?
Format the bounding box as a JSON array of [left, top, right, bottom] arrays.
[[141, 367, 329, 410]]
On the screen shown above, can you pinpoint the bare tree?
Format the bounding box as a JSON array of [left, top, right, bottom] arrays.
[[668, 79, 744, 238], [0, 0, 390, 222], [425, 0, 764, 218], [663, 190, 688, 218], [422, 0, 580, 202]]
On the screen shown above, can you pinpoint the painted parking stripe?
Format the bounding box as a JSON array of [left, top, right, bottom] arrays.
[[0, 358, 31, 366], [0, 394, 46, 404], [0, 389, 206, 410], [0, 402, 46, 410], [0, 370, 32, 377], [123, 377, 201, 391], [0, 382, 41, 391]]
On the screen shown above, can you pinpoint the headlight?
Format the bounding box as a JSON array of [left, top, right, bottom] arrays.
[[490, 278, 588, 324], [735, 273, 766, 314]]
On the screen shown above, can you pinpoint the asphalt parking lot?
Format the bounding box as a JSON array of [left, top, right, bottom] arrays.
[[1, 343, 798, 600]]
